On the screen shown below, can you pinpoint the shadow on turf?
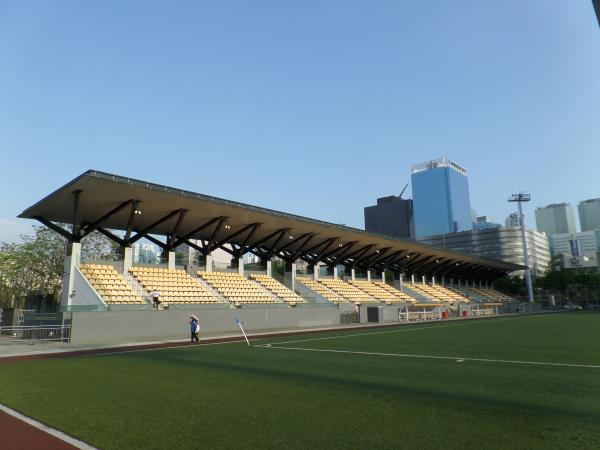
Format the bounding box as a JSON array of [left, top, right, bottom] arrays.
[[110, 343, 600, 425]]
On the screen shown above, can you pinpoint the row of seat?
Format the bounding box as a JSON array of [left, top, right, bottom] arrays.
[[465, 288, 514, 303], [249, 274, 306, 305], [198, 271, 277, 304], [349, 280, 416, 303], [80, 264, 144, 304], [296, 276, 348, 303], [408, 284, 469, 304], [319, 278, 378, 303], [129, 267, 219, 304]]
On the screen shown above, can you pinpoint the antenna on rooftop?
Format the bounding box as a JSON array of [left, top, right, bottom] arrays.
[[399, 183, 409, 199]]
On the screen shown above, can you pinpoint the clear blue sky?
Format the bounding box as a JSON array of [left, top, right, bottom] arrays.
[[1, 1, 599, 243]]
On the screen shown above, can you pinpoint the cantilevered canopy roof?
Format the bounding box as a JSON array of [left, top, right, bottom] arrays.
[[20, 170, 522, 280]]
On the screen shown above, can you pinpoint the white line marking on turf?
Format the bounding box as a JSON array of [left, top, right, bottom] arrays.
[[262, 321, 477, 346], [257, 346, 600, 369], [0, 403, 98, 449]]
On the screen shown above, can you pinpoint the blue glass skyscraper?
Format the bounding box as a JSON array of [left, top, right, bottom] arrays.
[[411, 157, 473, 238]]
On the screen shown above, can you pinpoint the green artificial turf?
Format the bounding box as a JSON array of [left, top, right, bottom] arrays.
[[1, 313, 599, 449]]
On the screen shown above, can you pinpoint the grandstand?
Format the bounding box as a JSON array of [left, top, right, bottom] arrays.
[[80, 264, 144, 304], [129, 266, 218, 304], [198, 271, 277, 304], [16, 170, 524, 344], [248, 273, 307, 305]]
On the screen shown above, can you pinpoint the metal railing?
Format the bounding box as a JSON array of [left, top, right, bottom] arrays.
[[0, 325, 71, 343]]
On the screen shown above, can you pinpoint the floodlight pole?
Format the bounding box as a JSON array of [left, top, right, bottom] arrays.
[[509, 193, 534, 304]]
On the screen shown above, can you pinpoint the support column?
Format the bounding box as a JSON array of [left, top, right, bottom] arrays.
[[238, 257, 244, 276], [205, 254, 213, 272], [333, 266, 338, 279], [450, 277, 454, 288], [290, 263, 296, 292], [441, 276, 445, 287], [123, 246, 133, 274], [479, 280, 483, 288], [284, 260, 296, 291], [458, 279, 462, 289], [60, 242, 81, 308], [313, 262, 319, 281], [411, 274, 415, 285], [421, 275, 426, 285], [367, 270, 371, 282], [351, 268, 356, 280], [432, 276, 436, 286], [167, 251, 176, 270], [381, 271, 386, 284], [266, 260, 272, 277], [399, 274, 404, 291]]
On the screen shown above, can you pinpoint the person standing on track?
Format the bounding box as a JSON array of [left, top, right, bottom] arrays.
[[190, 315, 200, 344]]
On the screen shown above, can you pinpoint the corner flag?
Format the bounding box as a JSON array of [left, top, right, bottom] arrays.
[[235, 315, 250, 347]]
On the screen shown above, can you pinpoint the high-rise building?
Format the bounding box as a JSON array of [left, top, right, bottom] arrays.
[[417, 227, 551, 277], [411, 157, 472, 238], [550, 231, 600, 271], [578, 198, 600, 231], [364, 195, 414, 239], [534, 203, 576, 235]]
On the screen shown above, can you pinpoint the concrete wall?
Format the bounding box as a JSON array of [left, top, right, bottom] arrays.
[[70, 267, 106, 308], [70, 305, 340, 345]]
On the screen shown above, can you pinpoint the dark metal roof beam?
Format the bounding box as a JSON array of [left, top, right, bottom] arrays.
[[34, 217, 72, 241], [320, 241, 358, 264], [233, 223, 262, 257], [346, 244, 375, 267], [416, 259, 443, 275], [263, 228, 291, 259], [81, 199, 135, 237], [129, 209, 185, 244], [285, 233, 316, 262], [274, 232, 309, 253], [183, 239, 204, 255], [364, 247, 392, 268], [373, 250, 408, 269], [72, 190, 82, 242], [204, 216, 228, 253], [406, 255, 437, 274], [313, 238, 339, 263], [167, 210, 188, 249], [124, 200, 140, 243], [172, 216, 226, 248], [246, 227, 291, 252], [96, 227, 125, 247], [214, 243, 236, 257], [399, 253, 432, 272], [339, 244, 373, 265], [325, 241, 358, 265], [144, 234, 167, 250]]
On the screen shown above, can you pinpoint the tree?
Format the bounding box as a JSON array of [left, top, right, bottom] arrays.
[[0, 225, 119, 308]]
